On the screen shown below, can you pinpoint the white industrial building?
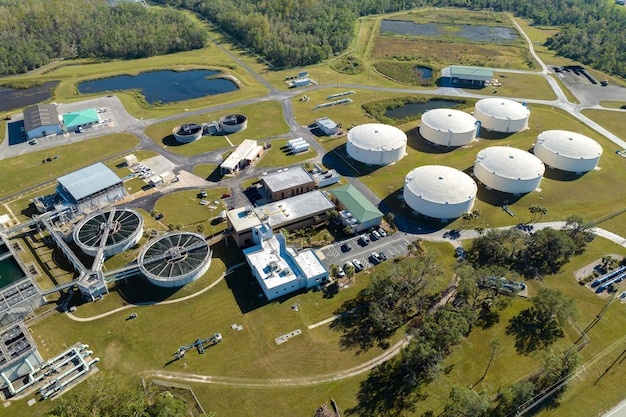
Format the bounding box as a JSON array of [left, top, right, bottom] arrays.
[[474, 98, 530, 133], [315, 117, 339, 136], [220, 139, 263, 175], [244, 224, 329, 300], [226, 190, 335, 247], [419, 109, 479, 146], [534, 130, 603, 173], [474, 146, 545, 194], [56, 163, 125, 211], [404, 165, 478, 220], [346, 123, 407, 165]]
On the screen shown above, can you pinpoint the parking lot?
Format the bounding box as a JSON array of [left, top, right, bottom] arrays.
[[317, 230, 411, 273]]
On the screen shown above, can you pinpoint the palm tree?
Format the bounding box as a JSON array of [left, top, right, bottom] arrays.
[[537, 206, 548, 222], [471, 209, 481, 225]]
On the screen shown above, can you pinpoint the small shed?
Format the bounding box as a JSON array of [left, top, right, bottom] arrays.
[[124, 154, 138, 166]]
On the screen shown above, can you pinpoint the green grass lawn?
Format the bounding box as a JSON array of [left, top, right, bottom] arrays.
[[143, 101, 289, 156], [0, 133, 139, 199], [580, 109, 626, 142], [153, 189, 230, 236], [192, 164, 219, 181], [255, 138, 318, 168], [599, 100, 626, 109], [462, 72, 557, 100]]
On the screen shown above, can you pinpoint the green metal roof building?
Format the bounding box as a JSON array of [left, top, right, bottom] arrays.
[[331, 184, 383, 232], [62, 108, 100, 131], [449, 65, 493, 86]]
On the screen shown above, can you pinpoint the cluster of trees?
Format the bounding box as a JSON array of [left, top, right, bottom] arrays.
[[332, 253, 442, 351], [466, 216, 595, 276], [46, 373, 210, 417], [155, 0, 356, 68], [0, 0, 207, 75], [337, 231, 583, 415], [157, 0, 624, 77]]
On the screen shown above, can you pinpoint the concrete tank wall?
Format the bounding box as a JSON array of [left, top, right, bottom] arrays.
[[73, 209, 144, 258], [473, 162, 543, 194], [346, 142, 406, 165], [474, 99, 529, 133], [404, 191, 475, 220], [173, 123, 203, 143], [419, 123, 477, 147], [219, 114, 248, 134]]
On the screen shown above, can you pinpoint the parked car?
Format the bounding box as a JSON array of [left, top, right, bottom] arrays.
[[341, 242, 353, 252], [343, 261, 355, 272], [377, 228, 387, 237], [221, 193, 231, 198], [336, 266, 345, 278], [200, 190, 207, 198], [359, 235, 370, 246], [371, 230, 381, 240], [370, 252, 383, 264], [352, 259, 364, 272]]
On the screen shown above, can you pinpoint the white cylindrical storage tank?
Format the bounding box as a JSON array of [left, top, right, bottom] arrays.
[[534, 130, 602, 172], [419, 109, 478, 146], [138, 232, 212, 288], [172, 123, 203, 143], [347, 123, 407, 165], [219, 114, 248, 133], [474, 98, 530, 133], [73, 209, 143, 258], [404, 165, 478, 220], [474, 146, 545, 194]]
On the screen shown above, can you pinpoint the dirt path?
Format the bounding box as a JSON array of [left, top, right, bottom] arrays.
[[150, 335, 410, 387]]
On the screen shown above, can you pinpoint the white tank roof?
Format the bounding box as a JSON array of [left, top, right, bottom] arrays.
[[348, 123, 407, 151], [475, 146, 545, 180], [536, 130, 602, 159], [421, 109, 477, 132], [405, 165, 477, 204], [475, 98, 529, 120]]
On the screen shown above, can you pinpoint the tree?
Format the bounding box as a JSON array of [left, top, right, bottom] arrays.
[[562, 215, 595, 254], [471, 209, 481, 225], [196, 223, 206, 234], [442, 385, 491, 417], [47, 372, 204, 417], [475, 338, 502, 386], [507, 288, 576, 353], [525, 227, 577, 274], [535, 346, 581, 392], [384, 212, 395, 227]]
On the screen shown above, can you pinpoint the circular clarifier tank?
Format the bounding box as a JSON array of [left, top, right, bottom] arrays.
[[73, 209, 143, 258], [138, 232, 212, 287]]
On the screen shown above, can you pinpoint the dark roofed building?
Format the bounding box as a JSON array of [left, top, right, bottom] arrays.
[[261, 167, 316, 201], [23, 104, 63, 140]]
